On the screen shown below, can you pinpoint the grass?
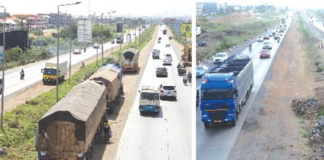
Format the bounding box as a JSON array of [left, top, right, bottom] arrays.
[[0, 25, 156, 159], [297, 12, 323, 73], [197, 11, 282, 61]]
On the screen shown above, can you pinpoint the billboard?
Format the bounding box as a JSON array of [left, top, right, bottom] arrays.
[[77, 19, 92, 43], [181, 23, 192, 38]]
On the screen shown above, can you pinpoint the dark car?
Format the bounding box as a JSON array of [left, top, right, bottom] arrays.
[[263, 36, 270, 40], [197, 41, 207, 47], [156, 67, 168, 77], [260, 49, 271, 59]]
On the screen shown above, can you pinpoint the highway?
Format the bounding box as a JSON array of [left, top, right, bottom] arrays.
[[114, 25, 192, 160], [196, 13, 293, 160], [0, 28, 144, 98]]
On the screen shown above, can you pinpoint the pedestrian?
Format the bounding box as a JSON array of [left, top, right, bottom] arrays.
[[103, 120, 111, 143]]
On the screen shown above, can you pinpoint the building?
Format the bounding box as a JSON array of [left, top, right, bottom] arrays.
[[196, 2, 218, 17], [0, 16, 21, 31], [26, 15, 49, 30]]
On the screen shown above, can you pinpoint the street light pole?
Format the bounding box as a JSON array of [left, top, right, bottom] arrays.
[[56, 2, 81, 102], [1, 6, 6, 129], [101, 13, 104, 65], [69, 17, 72, 84]]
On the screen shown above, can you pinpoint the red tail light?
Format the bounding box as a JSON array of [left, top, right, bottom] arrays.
[[156, 106, 160, 109], [173, 90, 177, 92], [76, 154, 83, 160], [160, 90, 164, 92]]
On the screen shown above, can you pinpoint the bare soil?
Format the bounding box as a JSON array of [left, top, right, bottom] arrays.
[[228, 13, 324, 159]]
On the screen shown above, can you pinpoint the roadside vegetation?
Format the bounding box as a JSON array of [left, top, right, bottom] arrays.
[[197, 10, 284, 61], [166, 24, 190, 45], [0, 25, 156, 159]]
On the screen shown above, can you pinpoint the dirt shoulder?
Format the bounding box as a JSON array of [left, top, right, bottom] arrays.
[[228, 13, 314, 159]]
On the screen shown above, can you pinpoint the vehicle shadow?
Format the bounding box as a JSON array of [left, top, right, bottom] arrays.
[[204, 122, 235, 130], [106, 96, 125, 121], [160, 97, 178, 102], [140, 107, 163, 118], [123, 67, 141, 76]]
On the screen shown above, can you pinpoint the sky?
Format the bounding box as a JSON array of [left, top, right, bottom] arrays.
[[0, 0, 192, 18], [196, 0, 324, 9]]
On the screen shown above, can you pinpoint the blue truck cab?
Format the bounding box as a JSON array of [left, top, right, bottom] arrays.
[[200, 57, 254, 128]]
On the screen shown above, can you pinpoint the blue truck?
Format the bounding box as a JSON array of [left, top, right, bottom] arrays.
[[200, 56, 254, 128]]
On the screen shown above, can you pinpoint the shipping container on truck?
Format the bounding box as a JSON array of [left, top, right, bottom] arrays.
[[199, 55, 254, 128]]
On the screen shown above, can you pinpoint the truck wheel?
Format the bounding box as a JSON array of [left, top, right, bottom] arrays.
[[43, 81, 46, 85], [204, 122, 210, 128]]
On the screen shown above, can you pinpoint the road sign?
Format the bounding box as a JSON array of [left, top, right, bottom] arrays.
[[181, 23, 191, 38], [77, 19, 92, 43]]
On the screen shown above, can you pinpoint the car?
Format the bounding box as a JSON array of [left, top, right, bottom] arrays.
[[165, 54, 172, 59], [156, 67, 168, 77], [165, 43, 171, 47], [93, 43, 100, 49], [279, 29, 284, 33], [263, 41, 272, 49], [111, 39, 115, 44], [152, 49, 160, 59], [257, 37, 264, 42], [158, 37, 162, 43], [212, 52, 228, 64], [260, 49, 271, 58], [159, 83, 177, 100], [169, 36, 172, 40], [163, 55, 172, 65], [196, 65, 209, 78], [73, 49, 81, 54], [263, 36, 270, 40], [274, 33, 283, 40], [197, 41, 207, 47]]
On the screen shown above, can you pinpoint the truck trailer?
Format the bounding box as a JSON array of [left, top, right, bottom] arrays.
[[41, 61, 67, 85], [120, 48, 139, 73], [200, 55, 254, 128], [89, 64, 124, 114], [35, 80, 107, 159]]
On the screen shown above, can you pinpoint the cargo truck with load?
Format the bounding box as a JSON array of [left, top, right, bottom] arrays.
[[89, 63, 124, 114], [35, 80, 107, 159], [200, 55, 254, 128], [120, 48, 139, 73], [41, 61, 67, 85]]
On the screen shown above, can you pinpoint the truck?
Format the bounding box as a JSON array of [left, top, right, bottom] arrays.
[[41, 61, 67, 85], [139, 85, 160, 115], [200, 55, 254, 128], [116, 33, 124, 44], [163, 29, 167, 35], [152, 49, 160, 59], [35, 80, 107, 159], [120, 48, 139, 73], [89, 63, 124, 114]]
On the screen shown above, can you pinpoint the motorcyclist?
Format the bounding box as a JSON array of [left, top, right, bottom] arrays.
[[249, 44, 252, 51], [20, 69, 25, 79], [183, 73, 188, 85], [187, 71, 192, 83], [84, 47, 86, 53]]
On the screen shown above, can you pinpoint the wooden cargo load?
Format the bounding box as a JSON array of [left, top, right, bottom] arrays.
[[36, 81, 107, 159]]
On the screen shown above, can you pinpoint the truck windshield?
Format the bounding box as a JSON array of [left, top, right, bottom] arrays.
[[43, 68, 56, 75], [201, 88, 234, 100], [140, 92, 159, 101]]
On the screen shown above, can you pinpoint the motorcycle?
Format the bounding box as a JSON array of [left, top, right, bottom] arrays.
[[20, 73, 24, 80], [188, 72, 192, 83], [183, 79, 187, 85], [249, 46, 252, 52]]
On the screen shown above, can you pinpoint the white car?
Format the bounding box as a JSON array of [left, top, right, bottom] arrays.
[[213, 53, 228, 64], [159, 83, 177, 100], [257, 37, 264, 42], [262, 41, 272, 49], [196, 65, 209, 78], [93, 43, 100, 49]]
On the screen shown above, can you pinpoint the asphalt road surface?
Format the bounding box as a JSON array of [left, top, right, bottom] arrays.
[[196, 13, 293, 160], [115, 25, 192, 160]]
